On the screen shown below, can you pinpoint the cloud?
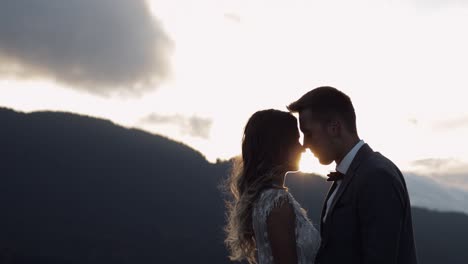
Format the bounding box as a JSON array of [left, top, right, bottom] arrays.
[[0, 0, 173, 96], [410, 158, 468, 190], [411, 158, 468, 173], [411, 158, 458, 170], [224, 13, 241, 23], [140, 114, 212, 139], [403, 159, 468, 214], [433, 116, 468, 131], [411, 0, 468, 8], [408, 118, 418, 126], [404, 172, 468, 215]]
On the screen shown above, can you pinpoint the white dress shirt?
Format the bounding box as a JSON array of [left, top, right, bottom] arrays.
[[323, 140, 365, 222]]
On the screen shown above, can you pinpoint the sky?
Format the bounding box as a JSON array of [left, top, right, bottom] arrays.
[[1, 0, 468, 211]]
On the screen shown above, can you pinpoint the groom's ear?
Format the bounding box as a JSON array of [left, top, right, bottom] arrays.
[[327, 120, 341, 136]]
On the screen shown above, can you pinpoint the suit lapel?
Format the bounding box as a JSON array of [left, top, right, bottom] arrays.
[[325, 144, 374, 223], [320, 181, 338, 235], [319, 144, 374, 249]]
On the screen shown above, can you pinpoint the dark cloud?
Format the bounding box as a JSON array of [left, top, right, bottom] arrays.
[[0, 0, 173, 96], [140, 114, 212, 139]]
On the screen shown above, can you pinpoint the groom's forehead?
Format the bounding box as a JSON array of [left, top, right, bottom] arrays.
[[299, 110, 315, 130], [299, 109, 315, 123], [299, 109, 326, 132]]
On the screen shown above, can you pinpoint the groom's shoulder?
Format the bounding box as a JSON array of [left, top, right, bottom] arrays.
[[367, 151, 397, 168], [358, 150, 402, 179], [355, 151, 408, 202]]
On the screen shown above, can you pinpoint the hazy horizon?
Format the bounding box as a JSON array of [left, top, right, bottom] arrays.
[[2, 105, 468, 217], [1, 0, 467, 205]]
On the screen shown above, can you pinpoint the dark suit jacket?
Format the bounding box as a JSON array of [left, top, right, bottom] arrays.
[[315, 144, 418, 264]]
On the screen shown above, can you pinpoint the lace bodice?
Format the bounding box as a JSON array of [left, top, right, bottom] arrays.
[[252, 188, 321, 264]]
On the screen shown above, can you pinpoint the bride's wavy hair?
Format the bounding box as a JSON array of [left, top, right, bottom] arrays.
[[224, 109, 299, 264]]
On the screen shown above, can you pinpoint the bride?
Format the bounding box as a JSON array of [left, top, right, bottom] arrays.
[[224, 109, 321, 264]]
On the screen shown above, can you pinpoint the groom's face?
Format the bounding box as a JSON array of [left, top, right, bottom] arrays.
[[299, 109, 335, 165]]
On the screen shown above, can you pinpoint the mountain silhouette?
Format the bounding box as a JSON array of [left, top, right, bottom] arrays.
[[0, 107, 467, 263]]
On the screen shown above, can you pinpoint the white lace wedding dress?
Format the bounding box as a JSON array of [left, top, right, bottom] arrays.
[[252, 188, 321, 264]]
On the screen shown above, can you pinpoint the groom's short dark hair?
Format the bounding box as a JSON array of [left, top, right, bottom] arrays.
[[287, 86, 357, 133]]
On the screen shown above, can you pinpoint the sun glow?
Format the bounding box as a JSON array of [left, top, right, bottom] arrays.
[[299, 149, 335, 177]]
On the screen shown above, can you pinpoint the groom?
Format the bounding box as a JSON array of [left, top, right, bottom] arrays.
[[288, 87, 417, 264]]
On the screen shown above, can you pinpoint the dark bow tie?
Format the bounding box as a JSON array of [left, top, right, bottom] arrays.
[[327, 171, 344, 182]]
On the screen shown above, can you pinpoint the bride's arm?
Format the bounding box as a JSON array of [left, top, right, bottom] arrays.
[[267, 201, 298, 264]]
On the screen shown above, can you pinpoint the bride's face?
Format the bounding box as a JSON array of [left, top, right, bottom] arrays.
[[286, 135, 304, 171]]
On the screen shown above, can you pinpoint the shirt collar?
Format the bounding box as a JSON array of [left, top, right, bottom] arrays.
[[336, 140, 365, 174]]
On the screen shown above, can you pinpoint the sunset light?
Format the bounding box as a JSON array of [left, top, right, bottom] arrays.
[[1, 1, 468, 262], [299, 149, 334, 176]]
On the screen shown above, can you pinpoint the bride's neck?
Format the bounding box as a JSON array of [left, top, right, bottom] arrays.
[[271, 171, 286, 187]]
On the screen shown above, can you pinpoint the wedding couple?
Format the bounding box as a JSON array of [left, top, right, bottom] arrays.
[[225, 86, 418, 264]]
